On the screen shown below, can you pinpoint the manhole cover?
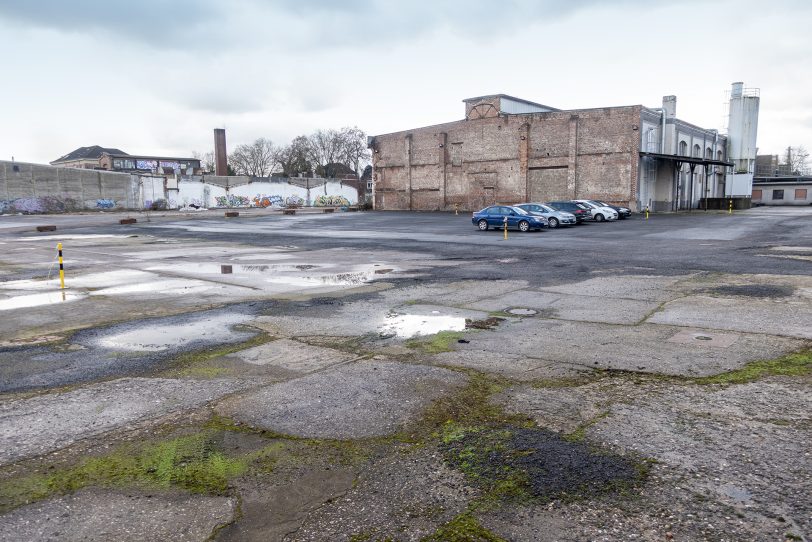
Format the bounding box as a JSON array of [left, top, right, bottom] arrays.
[[507, 308, 537, 316], [695, 335, 713, 341]]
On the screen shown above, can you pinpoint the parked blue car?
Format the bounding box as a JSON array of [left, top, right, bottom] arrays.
[[472, 205, 548, 232]]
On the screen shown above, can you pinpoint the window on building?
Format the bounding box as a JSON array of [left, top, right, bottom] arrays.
[[693, 144, 701, 158], [706, 147, 713, 159], [367, 181, 373, 191], [772, 190, 784, 200], [752, 189, 762, 200], [717, 150, 723, 161], [679, 141, 688, 156], [451, 143, 463, 167], [795, 189, 808, 200]]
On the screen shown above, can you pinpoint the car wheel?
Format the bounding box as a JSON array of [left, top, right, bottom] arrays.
[[518, 220, 530, 232], [548, 217, 559, 228], [477, 219, 488, 231], [595, 214, 605, 222]]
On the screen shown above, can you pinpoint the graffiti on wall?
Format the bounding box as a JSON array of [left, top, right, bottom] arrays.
[[314, 195, 350, 207], [0, 197, 81, 214], [215, 195, 251, 207], [136, 160, 158, 170], [285, 195, 304, 208], [96, 199, 116, 209], [253, 195, 284, 208]]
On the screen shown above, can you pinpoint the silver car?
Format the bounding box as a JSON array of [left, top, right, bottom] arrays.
[[515, 203, 577, 228]]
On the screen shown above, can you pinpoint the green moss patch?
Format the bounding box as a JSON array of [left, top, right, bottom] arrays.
[[407, 331, 467, 354], [421, 513, 506, 542], [0, 430, 279, 514], [692, 349, 812, 385], [159, 332, 273, 377]]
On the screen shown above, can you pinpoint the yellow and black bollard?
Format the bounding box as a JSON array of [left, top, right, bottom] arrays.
[[503, 217, 508, 240], [645, 206, 649, 220], [455, 203, 459, 216], [57, 242, 65, 289], [728, 199, 733, 215]]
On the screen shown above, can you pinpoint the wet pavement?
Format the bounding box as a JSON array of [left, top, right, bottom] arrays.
[[0, 207, 810, 541]]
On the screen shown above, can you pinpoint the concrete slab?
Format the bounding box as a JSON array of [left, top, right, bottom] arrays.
[[226, 338, 355, 372], [0, 378, 247, 465], [649, 295, 812, 339], [462, 290, 562, 312], [217, 361, 466, 439], [537, 274, 689, 302], [0, 489, 235, 542], [432, 349, 589, 381], [667, 328, 739, 348], [451, 318, 805, 377]]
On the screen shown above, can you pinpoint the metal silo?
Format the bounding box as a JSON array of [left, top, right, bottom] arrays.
[[726, 82, 760, 196]]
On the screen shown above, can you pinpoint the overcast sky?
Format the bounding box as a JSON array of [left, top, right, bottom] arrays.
[[1, 0, 810, 164]]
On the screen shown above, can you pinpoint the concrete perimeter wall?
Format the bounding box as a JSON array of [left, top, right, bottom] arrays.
[[0, 160, 359, 214], [0, 160, 137, 213]]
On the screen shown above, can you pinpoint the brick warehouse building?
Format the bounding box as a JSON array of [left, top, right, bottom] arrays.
[[368, 91, 740, 212]]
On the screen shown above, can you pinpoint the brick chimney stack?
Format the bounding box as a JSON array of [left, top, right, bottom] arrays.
[[214, 128, 228, 176]]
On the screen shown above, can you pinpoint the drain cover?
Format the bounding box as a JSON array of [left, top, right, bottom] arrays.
[[695, 335, 712, 341], [507, 308, 537, 316]]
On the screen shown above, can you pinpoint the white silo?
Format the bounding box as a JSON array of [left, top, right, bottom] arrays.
[[726, 82, 760, 196]]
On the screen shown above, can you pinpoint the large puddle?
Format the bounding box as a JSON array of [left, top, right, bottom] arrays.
[[380, 314, 467, 338], [95, 312, 255, 351], [0, 291, 84, 311]]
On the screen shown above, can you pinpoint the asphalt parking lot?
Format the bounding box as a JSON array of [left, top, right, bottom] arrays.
[[0, 206, 810, 541]]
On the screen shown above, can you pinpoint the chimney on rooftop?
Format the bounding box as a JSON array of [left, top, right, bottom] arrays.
[[214, 128, 228, 176]]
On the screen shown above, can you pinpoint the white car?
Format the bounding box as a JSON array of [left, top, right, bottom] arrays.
[[572, 199, 618, 222]]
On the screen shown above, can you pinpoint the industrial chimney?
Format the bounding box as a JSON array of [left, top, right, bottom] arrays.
[[214, 128, 228, 176]]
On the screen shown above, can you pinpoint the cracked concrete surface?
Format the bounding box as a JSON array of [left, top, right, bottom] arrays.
[[0, 208, 810, 541]]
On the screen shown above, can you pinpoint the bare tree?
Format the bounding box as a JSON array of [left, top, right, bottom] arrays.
[[228, 138, 280, 177], [278, 135, 314, 177], [308, 129, 344, 177], [781, 145, 810, 175], [338, 126, 371, 178], [192, 150, 215, 173]]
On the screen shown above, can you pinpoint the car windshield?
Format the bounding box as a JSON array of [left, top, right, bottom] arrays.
[[575, 203, 590, 210], [511, 207, 529, 215], [540, 205, 554, 213], [594, 201, 610, 207]]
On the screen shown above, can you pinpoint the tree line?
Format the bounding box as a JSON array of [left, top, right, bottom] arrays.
[[194, 127, 371, 179]]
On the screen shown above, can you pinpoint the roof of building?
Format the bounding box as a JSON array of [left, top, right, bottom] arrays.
[[51, 145, 128, 164], [103, 153, 199, 162], [462, 94, 560, 112]]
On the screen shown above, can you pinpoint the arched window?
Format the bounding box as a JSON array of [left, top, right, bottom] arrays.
[[717, 150, 723, 161], [679, 141, 688, 156], [693, 144, 701, 158], [705, 147, 713, 159]]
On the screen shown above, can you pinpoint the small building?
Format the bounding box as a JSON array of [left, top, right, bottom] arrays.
[[50, 145, 128, 169], [369, 84, 755, 212], [752, 179, 812, 206]]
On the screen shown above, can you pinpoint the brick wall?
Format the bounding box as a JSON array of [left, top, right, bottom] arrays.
[[372, 105, 642, 211]]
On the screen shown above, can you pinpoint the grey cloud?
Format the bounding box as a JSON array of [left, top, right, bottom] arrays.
[[0, 0, 220, 47]]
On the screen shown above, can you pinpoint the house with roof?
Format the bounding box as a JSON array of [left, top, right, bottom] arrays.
[[50, 145, 128, 169]]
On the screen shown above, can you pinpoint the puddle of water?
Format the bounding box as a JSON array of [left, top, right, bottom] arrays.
[[89, 279, 213, 296], [508, 308, 537, 316], [0, 270, 156, 291], [380, 314, 467, 338], [719, 484, 752, 504], [16, 235, 134, 241], [96, 312, 254, 351], [0, 291, 84, 311]]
